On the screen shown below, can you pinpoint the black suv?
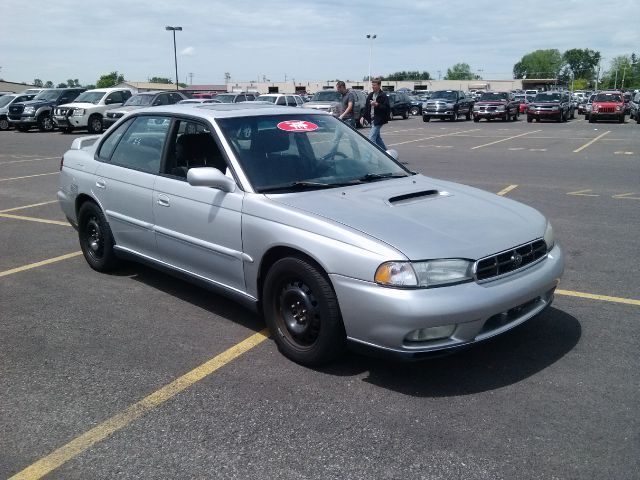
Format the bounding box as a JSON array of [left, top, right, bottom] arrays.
[[387, 92, 411, 120], [8, 88, 86, 131]]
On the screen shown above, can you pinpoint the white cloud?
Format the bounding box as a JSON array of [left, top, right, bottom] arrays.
[[181, 47, 195, 56]]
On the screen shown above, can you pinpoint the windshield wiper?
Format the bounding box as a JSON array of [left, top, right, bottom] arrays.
[[357, 173, 409, 183], [260, 181, 341, 193]]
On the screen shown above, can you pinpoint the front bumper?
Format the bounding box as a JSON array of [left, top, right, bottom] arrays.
[[103, 116, 122, 127], [8, 115, 37, 126], [53, 116, 88, 128], [423, 109, 455, 117], [528, 109, 561, 119], [331, 244, 564, 357], [473, 110, 507, 119]]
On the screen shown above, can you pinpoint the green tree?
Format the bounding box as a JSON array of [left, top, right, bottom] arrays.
[[444, 63, 477, 80], [96, 71, 125, 88], [149, 76, 173, 84], [600, 55, 636, 89], [66, 78, 81, 87], [33, 79, 43, 87], [57, 82, 68, 88], [513, 49, 563, 79], [562, 48, 601, 81], [384, 70, 431, 81], [44, 81, 54, 88]]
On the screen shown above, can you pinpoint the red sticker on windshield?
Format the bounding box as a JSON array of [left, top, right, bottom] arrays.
[[277, 120, 318, 132]]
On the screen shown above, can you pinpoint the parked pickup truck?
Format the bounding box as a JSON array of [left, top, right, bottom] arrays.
[[422, 90, 474, 122], [472, 91, 520, 122], [8, 88, 85, 131]]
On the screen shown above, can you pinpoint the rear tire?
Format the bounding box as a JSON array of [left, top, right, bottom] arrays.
[[78, 202, 120, 272], [422, 116, 430, 122], [263, 256, 346, 365], [410, 106, 420, 116]]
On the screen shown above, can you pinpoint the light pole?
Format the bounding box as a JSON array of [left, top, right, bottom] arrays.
[[366, 34, 376, 87], [165, 26, 182, 90]]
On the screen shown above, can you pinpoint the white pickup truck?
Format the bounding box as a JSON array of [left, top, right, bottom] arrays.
[[53, 87, 133, 133]]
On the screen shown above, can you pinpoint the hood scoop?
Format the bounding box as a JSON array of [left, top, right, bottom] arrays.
[[388, 189, 447, 206]]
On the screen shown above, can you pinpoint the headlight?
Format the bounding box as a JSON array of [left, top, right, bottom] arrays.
[[73, 108, 85, 116], [23, 106, 35, 114], [615, 105, 622, 111], [375, 259, 474, 288], [544, 222, 555, 252], [496, 105, 506, 111], [446, 103, 455, 109], [551, 106, 559, 111]]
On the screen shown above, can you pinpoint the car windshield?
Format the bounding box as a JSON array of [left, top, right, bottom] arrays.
[[216, 114, 411, 193], [72, 91, 106, 104], [311, 91, 342, 102], [594, 93, 622, 102], [479, 92, 508, 101], [534, 93, 561, 102], [124, 94, 154, 106], [215, 94, 238, 103], [0, 95, 15, 108], [430, 91, 458, 101], [256, 96, 278, 103], [34, 90, 62, 101]]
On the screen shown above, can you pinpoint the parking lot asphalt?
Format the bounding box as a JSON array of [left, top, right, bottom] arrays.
[[1, 116, 639, 479]]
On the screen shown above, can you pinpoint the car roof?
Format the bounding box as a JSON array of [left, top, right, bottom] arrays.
[[131, 103, 330, 120], [84, 87, 132, 93]]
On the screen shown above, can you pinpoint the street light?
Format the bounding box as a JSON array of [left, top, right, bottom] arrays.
[[366, 34, 376, 87], [165, 26, 182, 90]]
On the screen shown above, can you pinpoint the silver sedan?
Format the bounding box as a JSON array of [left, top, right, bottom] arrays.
[[58, 104, 564, 365]]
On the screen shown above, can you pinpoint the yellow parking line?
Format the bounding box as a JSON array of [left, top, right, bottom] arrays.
[[0, 200, 58, 214], [573, 130, 610, 153], [497, 185, 518, 196], [0, 213, 71, 226], [388, 128, 480, 147], [0, 252, 83, 278], [9, 329, 270, 480], [0, 172, 59, 182], [470, 130, 541, 150], [556, 289, 640, 306]]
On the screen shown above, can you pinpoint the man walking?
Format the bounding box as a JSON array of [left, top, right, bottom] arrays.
[[361, 79, 389, 150], [336, 81, 356, 128]]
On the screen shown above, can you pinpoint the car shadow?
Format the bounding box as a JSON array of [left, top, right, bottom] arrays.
[[319, 307, 581, 398]]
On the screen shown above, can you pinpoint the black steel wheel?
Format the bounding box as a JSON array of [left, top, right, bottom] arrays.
[[78, 202, 120, 272], [263, 256, 346, 365]]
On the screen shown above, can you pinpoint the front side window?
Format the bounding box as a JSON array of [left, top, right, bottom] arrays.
[[216, 114, 411, 193], [74, 91, 106, 104], [105, 91, 124, 104], [108, 116, 170, 173]]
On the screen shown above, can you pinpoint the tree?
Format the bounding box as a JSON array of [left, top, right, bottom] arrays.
[[600, 55, 636, 89], [383, 71, 431, 81], [444, 63, 477, 80], [66, 78, 80, 87], [33, 79, 43, 87], [96, 71, 125, 88], [562, 48, 601, 81], [513, 49, 563, 79], [149, 76, 173, 84], [44, 81, 54, 88], [57, 82, 68, 88]]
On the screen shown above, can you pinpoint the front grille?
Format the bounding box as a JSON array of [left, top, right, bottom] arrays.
[[107, 112, 124, 119], [475, 239, 547, 281], [597, 106, 615, 113], [9, 105, 24, 115]]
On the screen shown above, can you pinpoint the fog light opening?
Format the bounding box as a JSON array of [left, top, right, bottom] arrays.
[[405, 325, 456, 343]]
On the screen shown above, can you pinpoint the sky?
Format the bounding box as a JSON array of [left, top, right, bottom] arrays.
[[1, 0, 638, 87]]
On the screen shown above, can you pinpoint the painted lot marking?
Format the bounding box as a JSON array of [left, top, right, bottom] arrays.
[[614, 151, 634, 155], [0, 200, 58, 213], [573, 130, 610, 153], [388, 128, 480, 147], [567, 189, 599, 197], [0, 252, 82, 278], [9, 330, 270, 480], [556, 290, 640, 306], [612, 192, 640, 200], [0, 213, 71, 226], [497, 184, 518, 196], [0, 156, 59, 165], [0, 172, 59, 182], [470, 130, 541, 150]]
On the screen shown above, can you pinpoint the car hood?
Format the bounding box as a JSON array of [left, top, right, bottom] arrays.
[[59, 102, 101, 109], [16, 99, 55, 108], [304, 101, 340, 108], [267, 175, 547, 260], [107, 105, 145, 114]]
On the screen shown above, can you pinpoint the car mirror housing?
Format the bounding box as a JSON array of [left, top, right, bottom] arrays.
[[187, 167, 236, 192]]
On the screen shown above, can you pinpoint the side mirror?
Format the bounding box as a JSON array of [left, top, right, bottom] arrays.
[[187, 167, 236, 192], [386, 149, 399, 160]]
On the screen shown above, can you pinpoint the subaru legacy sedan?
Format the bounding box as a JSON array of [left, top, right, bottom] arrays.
[[58, 104, 564, 365]]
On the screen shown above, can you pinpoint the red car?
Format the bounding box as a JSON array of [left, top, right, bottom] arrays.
[[589, 91, 625, 123]]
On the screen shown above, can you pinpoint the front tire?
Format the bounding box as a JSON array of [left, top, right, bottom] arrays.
[[87, 114, 103, 134], [78, 202, 120, 272], [410, 106, 420, 116], [38, 113, 54, 131], [263, 256, 346, 365], [0, 117, 9, 131]]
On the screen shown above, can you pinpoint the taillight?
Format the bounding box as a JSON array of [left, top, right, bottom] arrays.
[[60, 156, 64, 171]]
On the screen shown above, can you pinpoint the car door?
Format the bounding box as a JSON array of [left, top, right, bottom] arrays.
[[94, 114, 170, 258], [153, 117, 246, 293]]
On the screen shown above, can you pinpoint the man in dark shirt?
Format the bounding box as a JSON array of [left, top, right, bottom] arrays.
[[336, 80, 356, 128], [361, 78, 389, 150]]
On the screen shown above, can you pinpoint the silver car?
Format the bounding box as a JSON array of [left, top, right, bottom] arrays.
[[58, 104, 564, 365]]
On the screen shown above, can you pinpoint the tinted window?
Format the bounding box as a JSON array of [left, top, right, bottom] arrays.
[[286, 96, 297, 106], [276, 96, 286, 106], [235, 95, 246, 102], [105, 91, 123, 104], [153, 94, 170, 106], [169, 92, 184, 104], [109, 116, 170, 173], [97, 118, 134, 162]]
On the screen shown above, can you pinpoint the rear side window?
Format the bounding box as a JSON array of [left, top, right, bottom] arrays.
[[109, 116, 171, 173]]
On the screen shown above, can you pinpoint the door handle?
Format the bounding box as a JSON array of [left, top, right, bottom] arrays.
[[157, 195, 170, 207], [95, 179, 106, 189]]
